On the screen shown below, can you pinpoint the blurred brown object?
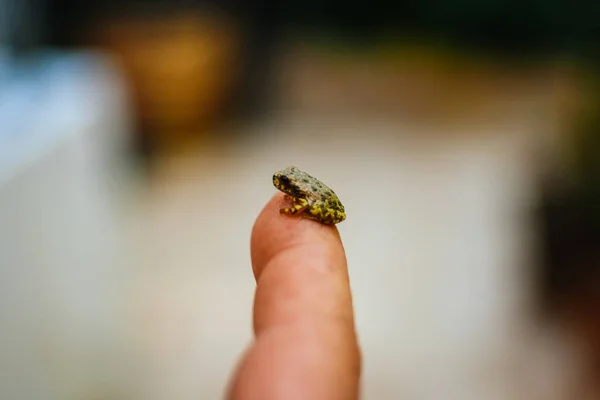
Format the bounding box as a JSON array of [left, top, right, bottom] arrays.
[[90, 8, 240, 154], [537, 69, 600, 397], [277, 42, 578, 131]]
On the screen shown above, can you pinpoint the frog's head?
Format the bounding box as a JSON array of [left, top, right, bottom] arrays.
[[273, 166, 302, 197]]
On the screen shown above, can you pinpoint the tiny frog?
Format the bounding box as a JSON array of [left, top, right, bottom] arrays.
[[272, 166, 346, 225]]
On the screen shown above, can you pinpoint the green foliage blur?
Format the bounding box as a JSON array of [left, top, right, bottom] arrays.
[[283, 0, 600, 60]]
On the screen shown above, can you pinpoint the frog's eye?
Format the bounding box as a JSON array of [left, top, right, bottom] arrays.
[[279, 175, 290, 184]]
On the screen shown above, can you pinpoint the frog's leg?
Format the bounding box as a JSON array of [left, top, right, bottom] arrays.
[[307, 204, 345, 224], [280, 197, 309, 215]]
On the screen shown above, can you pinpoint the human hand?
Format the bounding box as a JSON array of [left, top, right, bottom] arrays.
[[227, 193, 361, 400]]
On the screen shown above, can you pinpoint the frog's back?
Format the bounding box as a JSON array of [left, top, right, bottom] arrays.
[[295, 170, 337, 203]]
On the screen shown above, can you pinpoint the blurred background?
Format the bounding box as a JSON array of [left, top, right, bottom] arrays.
[[1, 0, 600, 399]]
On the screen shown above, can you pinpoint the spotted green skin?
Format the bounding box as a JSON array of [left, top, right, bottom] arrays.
[[272, 166, 346, 225]]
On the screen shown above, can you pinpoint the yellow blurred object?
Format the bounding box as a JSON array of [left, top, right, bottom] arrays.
[[92, 10, 239, 150]]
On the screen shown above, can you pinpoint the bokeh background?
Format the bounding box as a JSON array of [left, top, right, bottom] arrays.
[[1, 1, 600, 399]]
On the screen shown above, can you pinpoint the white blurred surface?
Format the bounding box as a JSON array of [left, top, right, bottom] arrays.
[[127, 113, 579, 399], [0, 51, 131, 399]]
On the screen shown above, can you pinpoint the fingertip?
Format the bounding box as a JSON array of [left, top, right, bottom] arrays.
[[231, 193, 359, 400], [250, 193, 344, 281]]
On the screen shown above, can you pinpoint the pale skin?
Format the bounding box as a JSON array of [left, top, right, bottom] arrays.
[[226, 193, 361, 400]]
